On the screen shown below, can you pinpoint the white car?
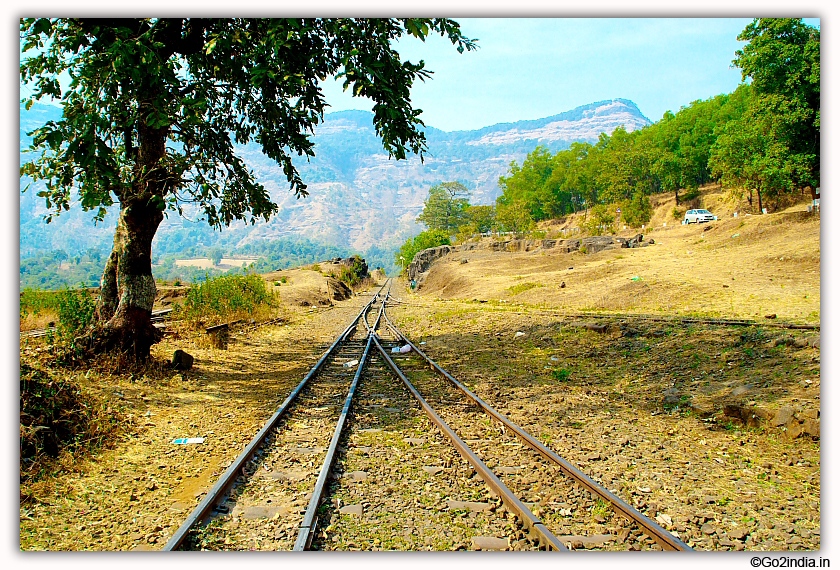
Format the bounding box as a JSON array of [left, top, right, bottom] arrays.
[[684, 209, 717, 224]]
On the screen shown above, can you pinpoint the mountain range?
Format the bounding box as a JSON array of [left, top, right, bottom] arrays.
[[20, 98, 650, 259]]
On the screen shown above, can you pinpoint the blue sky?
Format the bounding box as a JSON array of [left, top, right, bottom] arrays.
[[319, 17, 821, 132]]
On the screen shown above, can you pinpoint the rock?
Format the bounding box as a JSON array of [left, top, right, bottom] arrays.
[[803, 419, 820, 438], [514, 331, 526, 338], [560, 282, 566, 288], [339, 504, 364, 516], [771, 406, 795, 427], [786, 422, 804, 439], [422, 466, 444, 475], [345, 470, 368, 481], [728, 527, 751, 541], [403, 437, 425, 446], [764, 314, 777, 319], [471, 536, 508, 550], [171, 349, 194, 371], [808, 336, 820, 348], [701, 523, 716, 535], [447, 500, 492, 512]]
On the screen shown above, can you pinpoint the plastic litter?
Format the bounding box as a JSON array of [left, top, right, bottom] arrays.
[[390, 346, 401, 354], [630, 276, 642, 281], [343, 359, 359, 368], [172, 437, 205, 444], [399, 345, 412, 354]]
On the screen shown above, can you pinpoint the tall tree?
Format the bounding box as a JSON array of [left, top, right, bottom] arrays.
[[20, 18, 476, 358], [415, 181, 472, 233], [733, 18, 820, 195]]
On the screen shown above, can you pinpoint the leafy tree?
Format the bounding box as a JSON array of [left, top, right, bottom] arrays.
[[396, 229, 451, 270], [466, 204, 496, 234], [207, 247, 223, 266], [495, 198, 534, 236], [733, 18, 819, 194], [415, 181, 472, 233], [20, 18, 476, 358], [619, 191, 653, 228]]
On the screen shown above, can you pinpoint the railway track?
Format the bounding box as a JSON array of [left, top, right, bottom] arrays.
[[162, 281, 691, 551]]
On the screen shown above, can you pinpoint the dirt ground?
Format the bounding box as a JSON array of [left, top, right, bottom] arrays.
[[18, 193, 821, 552]]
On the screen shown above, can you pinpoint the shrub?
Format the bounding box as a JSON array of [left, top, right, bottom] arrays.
[[582, 204, 616, 235], [620, 192, 653, 228], [20, 363, 123, 485], [176, 273, 277, 328], [55, 288, 96, 340]]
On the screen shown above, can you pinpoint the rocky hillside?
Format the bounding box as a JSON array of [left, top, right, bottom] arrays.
[[20, 99, 650, 256]]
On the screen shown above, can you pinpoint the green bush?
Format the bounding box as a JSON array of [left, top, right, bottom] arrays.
[[55, 288, 96, 340], [620, 192, 653, 227], [396, 229, 451, 270], [20, 288, 61, 320], [582, 204, 616, 235], [176, 273, 276, 328]]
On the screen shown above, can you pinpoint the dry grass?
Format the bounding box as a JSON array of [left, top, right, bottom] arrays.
[[420, 190, 820, 323]]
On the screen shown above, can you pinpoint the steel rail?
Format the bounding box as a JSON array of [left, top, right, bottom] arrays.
[[371, 334, 568, 551], [380, 303, 692, 552], [293, 334, 374, 550], [161, 289, 384, 551]]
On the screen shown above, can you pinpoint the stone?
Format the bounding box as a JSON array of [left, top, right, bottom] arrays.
[[786, 422, 804, 439], [403, 437, 425, 445], [471, 536, 508, 550], [803, 419, 820, 438], [236, 505, 291, 520], [728, 527, 751, 541], [808, 336, 821, 348], [447, 500, 493, 512], [701, 523, 716, 535], [171, 349, 194, 371], [771, 406, 795, 427], [422, 466, 444, 475], [339, 504, 364, 516], [345, 471, 369, 481]]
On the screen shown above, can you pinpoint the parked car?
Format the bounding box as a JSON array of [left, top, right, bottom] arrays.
[[683, 209, 717, 224]]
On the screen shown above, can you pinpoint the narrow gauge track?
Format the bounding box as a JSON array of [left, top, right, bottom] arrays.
[[163, 282, 690, 551], [162, 284, 390, 551], [372, 296, 691, 552]]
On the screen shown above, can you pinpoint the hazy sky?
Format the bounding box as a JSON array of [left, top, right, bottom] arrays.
[[319, 17, 821, 132]]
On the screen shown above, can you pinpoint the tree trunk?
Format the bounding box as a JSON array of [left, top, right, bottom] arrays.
[[757, 188, 764, 214], [87, 199, 164, 359]]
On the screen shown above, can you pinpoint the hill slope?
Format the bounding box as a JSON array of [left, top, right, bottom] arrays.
[[20, 99, 650, 257]]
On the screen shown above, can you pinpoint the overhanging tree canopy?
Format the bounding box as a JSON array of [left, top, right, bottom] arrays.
[[20, 17, 476, 358]]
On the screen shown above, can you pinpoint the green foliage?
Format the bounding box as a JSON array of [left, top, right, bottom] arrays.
[[176, 273, 276, 328], [495, 199, 534, 235], [620, 191, 653, 227], [20, 18, 477, 226], [551, 368, 571, 382], [20, 364, 123, 485], [335, 255, 367, 287], [496, 21, 819, 219], [416, 181, 472, 233], [396, 229, 451, 270], [733, 18, 820, 190], [54, 288, 96, 340], [20, 288, 61, 320], [582, 204, 616, 235]]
